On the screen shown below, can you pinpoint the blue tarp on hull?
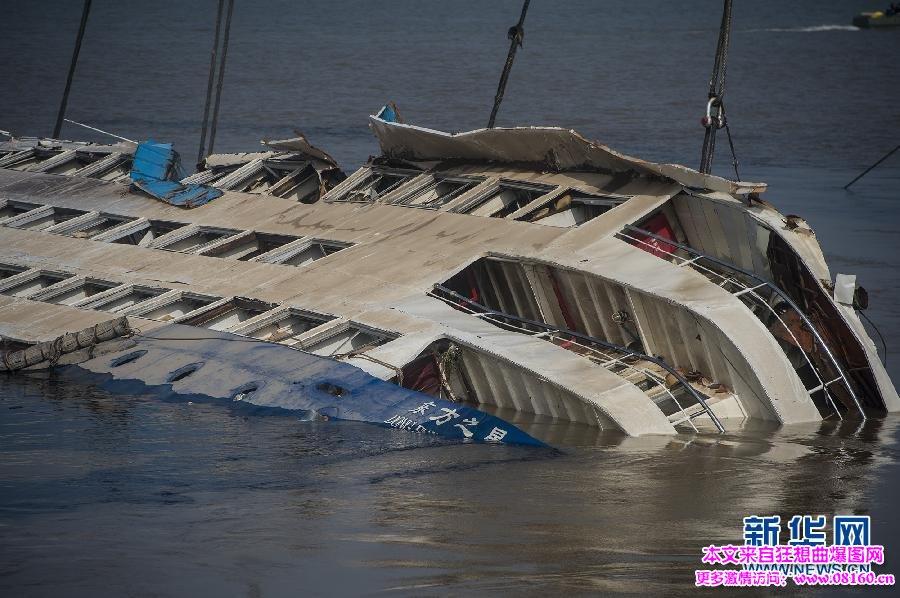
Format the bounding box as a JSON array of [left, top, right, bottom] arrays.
[[60, 324, 545, 447]]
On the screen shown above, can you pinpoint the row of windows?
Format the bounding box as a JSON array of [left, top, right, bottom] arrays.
[[0, 262, 394, 358], [180, 156, 326, 202], [0, 199, 350, 266], [324, 167, 631, 227], [0, 146, 132, 182], [0, 145, 338, 202]]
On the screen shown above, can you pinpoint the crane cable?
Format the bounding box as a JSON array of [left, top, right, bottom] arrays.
[[197, 0, 225, 167], [699, 0, 741, 180], [207, 0, 235, 157], [487, 0, 531, 128], [53, 0, 92, 139]]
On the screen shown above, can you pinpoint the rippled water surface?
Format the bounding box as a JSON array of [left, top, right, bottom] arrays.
[[2, 375, 899, 596], [1, 0, 899, 595]]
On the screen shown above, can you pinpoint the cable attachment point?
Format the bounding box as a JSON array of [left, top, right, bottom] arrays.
[[507, 24, 525, 47], [702, 96, 726, 129]]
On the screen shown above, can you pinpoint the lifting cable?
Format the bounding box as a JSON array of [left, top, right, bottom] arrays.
[[53, 0, 93, 139], [857, 310, 889, 367], [699, 0, 741, 180], [487, 0, 531, 128], [844, 144, 900, 189], [196, 0, 234, 166], [207, 0, 235, 157], [722, 104, 741, 181], [197, 0, 225, 167]]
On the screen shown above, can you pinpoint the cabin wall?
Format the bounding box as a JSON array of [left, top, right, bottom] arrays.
[[669, 193, 773, 280], [625, 289, 777, 421], [664, 192, 892, 412], [403, 339, 611, 427], [444, 256, 783, 421]]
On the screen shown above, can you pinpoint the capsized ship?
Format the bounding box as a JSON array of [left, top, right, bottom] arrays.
[[0, 107, 896, 443]]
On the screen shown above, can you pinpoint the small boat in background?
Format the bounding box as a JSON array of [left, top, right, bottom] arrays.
[[853, 6, 900, 28]]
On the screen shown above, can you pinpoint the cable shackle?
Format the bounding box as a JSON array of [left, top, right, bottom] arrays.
[[702, 96, 726, 129], [699, 0, 734, 174]]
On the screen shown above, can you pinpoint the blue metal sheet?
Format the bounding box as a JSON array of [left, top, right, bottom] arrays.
[[375, 103, 398, 123], [131, 178, 223, 207], [130, 140, 222, 208], [59, 324, 546, 447], [130, 140, 177, 181]]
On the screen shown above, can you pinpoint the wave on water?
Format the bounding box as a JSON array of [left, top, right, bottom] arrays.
[[742, 24, 860, 33]]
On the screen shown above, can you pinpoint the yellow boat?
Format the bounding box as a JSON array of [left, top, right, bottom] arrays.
[[853, 10, 900, 28]]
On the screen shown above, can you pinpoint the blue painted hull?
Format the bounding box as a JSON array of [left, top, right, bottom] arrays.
[[58, 324, 546, 447]]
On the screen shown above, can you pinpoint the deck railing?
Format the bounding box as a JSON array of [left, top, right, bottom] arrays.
[[429, 284, 726, 433], [616, 224, 865, 420]]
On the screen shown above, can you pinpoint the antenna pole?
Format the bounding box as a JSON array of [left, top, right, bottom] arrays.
[[53, 0, 92, 139]]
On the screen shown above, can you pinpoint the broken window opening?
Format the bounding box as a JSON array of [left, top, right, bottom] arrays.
[[0, 270, 73, 298], [624, 211, 684, 261], [30, 149, 84, 175], [301, 323, 395, 357], [451, 180, 556, 218], [238, 308, 336, 345], [36, 278, 123, 306], [107, 220, 189, 246], [203, 158, 268, 192], [67, 214, 140, 239], [179, 297, 277, 331], [73, 152, 132, 180], [277, 239, 350, 267], [441, 258, 543, 322], [126, 291, 221, 322], [156, 226, 242, 253], [273, 170, 320, 202], [390, 176, 482, 210], [6, 206, 89, 231], [232, 384, 259, 402], [82, 285, 171, 313], [517, 190, 631, 227], [201, 232, 302, 261], [398, 339, 477, 404], [330, 168, 418, 203], [315, 382, 347, 397], [0, 263, 28, 280], [1, 149, 40, 170], [0, 200, 43, 222], [183, 157, 327, 201]]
